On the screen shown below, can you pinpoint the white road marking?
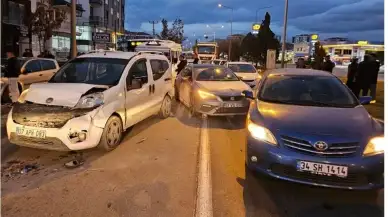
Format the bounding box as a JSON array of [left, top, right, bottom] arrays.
[[195, 114, 213, 217]]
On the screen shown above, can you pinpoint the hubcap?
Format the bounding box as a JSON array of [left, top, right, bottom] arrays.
[[106, 120, 121, 147]]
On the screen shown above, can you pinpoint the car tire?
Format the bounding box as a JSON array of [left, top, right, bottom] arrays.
[[174, 86, 180, 101], [159, 95, 172, 119], [98, 115, 123, 152]]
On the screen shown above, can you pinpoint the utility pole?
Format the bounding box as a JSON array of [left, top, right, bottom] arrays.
[[149, 20, 159, 37], [280, 0, 289, 68], [70, 0, 77, 58]]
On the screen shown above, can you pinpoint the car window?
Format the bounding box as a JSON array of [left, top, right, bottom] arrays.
[[25, 60, 41, 73], [259, 75, 358, 108], [196, 67, 239, 81], [228, 64, 256, 73], [126, 59, 149, 86], [40, 60, 57, 70], [213, 60, 220, 65], [50, 58, 128, 85], [150, 59, 169, 81], [181, 67, 192, 77]]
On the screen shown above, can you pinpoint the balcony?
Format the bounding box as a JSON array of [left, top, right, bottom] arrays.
[[89, 16, 104, 27], [89, 0, 103, 6]]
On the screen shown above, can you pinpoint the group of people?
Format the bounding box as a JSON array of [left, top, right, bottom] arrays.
[[296, 55, 336, 73], [21, 49, 56, 59], [346, 53, 380, 102]]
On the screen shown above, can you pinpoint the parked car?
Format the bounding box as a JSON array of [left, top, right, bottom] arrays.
[[245, 68, 384, 190], [227, 62, 262, 88], [211, 59, 227, 65], [174, 64, 253, 116], [1, 57, 59, 103], [7, 51, 173, 152]]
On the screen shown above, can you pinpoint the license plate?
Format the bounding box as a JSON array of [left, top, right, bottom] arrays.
[[297, 161, 348, 178], [16, 127, 46, 139], [224, 103, 243, 108]]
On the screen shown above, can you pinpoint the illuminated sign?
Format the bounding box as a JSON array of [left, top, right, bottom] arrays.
[[311, 34, 318, 40], [357, 41, 368, 45], [252, 23, 260, 34]]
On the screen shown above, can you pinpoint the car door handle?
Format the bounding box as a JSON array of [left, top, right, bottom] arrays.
[[39, 74, 43, 76], [164, 77, 171, 81]]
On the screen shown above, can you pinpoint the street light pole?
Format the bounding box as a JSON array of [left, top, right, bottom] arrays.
[[218, 4, 234, 61], [70, 0, 77, 58], [280, 0, 289, 68]]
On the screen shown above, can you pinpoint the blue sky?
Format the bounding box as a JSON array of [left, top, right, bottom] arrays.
[[124, 0, 384, 46]]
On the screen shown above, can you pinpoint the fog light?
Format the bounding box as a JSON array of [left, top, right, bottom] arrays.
[[251, 156, 258, 162], [78, 132, 87, 141]]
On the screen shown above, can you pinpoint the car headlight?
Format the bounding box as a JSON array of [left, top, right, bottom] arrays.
[[363, 136, 385, 156], [75, 92, 104, 109], [197, 90, 218, 100], [247, 119, 277, 146]]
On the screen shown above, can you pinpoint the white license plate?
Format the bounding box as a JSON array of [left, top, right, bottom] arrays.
[[297, 161, 348, 178], [16, 127, 46, 139], [224, 103, 243, 108]]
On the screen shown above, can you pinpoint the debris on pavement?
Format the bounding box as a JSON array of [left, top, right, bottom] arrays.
[[20, 164, 38, 174], [64, 159, 84, 169], [2, 160, 40, 180], [137, 138, 147, 144]]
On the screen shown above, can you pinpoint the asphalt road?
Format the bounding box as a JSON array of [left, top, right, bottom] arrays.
[[1, 102, 384, 217]]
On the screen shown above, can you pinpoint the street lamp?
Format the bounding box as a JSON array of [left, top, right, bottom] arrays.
[[206, 24, 224, 42], [255, 6, 272, 23], [280, 0, 289, 68], [218, 3, 234, 61]]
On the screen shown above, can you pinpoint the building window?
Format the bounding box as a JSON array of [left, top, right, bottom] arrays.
[[117, 12, 119, 19], [334, 49, 341, 55], [343, 49, 352, 55], [105, 0, 108, 4], [111, 8, 113, 15]]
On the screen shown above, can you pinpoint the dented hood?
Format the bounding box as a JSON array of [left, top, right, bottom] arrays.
[[25, 83, 109, 107]]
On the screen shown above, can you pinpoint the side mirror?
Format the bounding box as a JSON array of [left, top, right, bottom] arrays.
[[242, 90, 254, 99], [359, 96, 372, 105], [238, 76, 243, 80], [127, 78, 142, 90]]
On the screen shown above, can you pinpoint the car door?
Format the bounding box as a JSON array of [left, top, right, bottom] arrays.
[[19, 59, 43, 85], [124, 57, 154, 128], [179, 67, 193, 106], [149, 58, 171, 109], [39, 59, 59, 81]]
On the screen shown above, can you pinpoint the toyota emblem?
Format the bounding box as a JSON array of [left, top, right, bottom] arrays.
[[230, 97, 235, 101], [313, 141, 328, 151], [46, 97, 54, 103]]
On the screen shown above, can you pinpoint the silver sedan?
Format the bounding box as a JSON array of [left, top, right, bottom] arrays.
[[174, 64, 253, 116]]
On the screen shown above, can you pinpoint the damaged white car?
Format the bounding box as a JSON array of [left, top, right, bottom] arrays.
[[7, 51, 173, 151]]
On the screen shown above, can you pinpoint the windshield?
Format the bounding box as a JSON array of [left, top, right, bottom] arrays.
[[197, 46, 215, 54], [228, 64, 256, 73], [49, 57, 128, 86], [259, 75, 358, 107], [184, 53, 194, 59], [195, 67, 239, 81]]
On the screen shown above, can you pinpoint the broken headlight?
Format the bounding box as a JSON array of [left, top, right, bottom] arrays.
[[75, 92, 104, 109]]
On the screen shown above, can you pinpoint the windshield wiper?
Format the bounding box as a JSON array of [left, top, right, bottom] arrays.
[[263, 99, 353, 107]]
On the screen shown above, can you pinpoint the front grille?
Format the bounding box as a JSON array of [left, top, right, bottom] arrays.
[[215, 106, 249, 114], [219, 96, 244, 101], [281, 135, 359, 157], [12, 102, 94, 128], [271, 164, 369, 187], [10, 133, 70, 151]]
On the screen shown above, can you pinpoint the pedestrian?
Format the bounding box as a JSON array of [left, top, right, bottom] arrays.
[[176, 54, 187, 75], [355, 55, 372, 98], [44, 50, 55, 59], [296, 58, 306, 68], [193, 52, 199, 64], [367, 53, 380, 103], [346, 57, 358, 95], [4, 47, 21, 103], [322, 55, 335, 73], [22, 49, 33, 57]]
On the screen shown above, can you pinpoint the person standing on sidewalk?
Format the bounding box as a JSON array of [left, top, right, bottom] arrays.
[[355, 55, 372, 98], [322, 55, 335, 73], [346, 57, 358, 95], [368, 53, 380, 103], [5, 47, 21, 103]]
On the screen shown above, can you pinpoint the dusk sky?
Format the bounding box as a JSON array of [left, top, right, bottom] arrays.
[[125, 0, 384, 45]]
